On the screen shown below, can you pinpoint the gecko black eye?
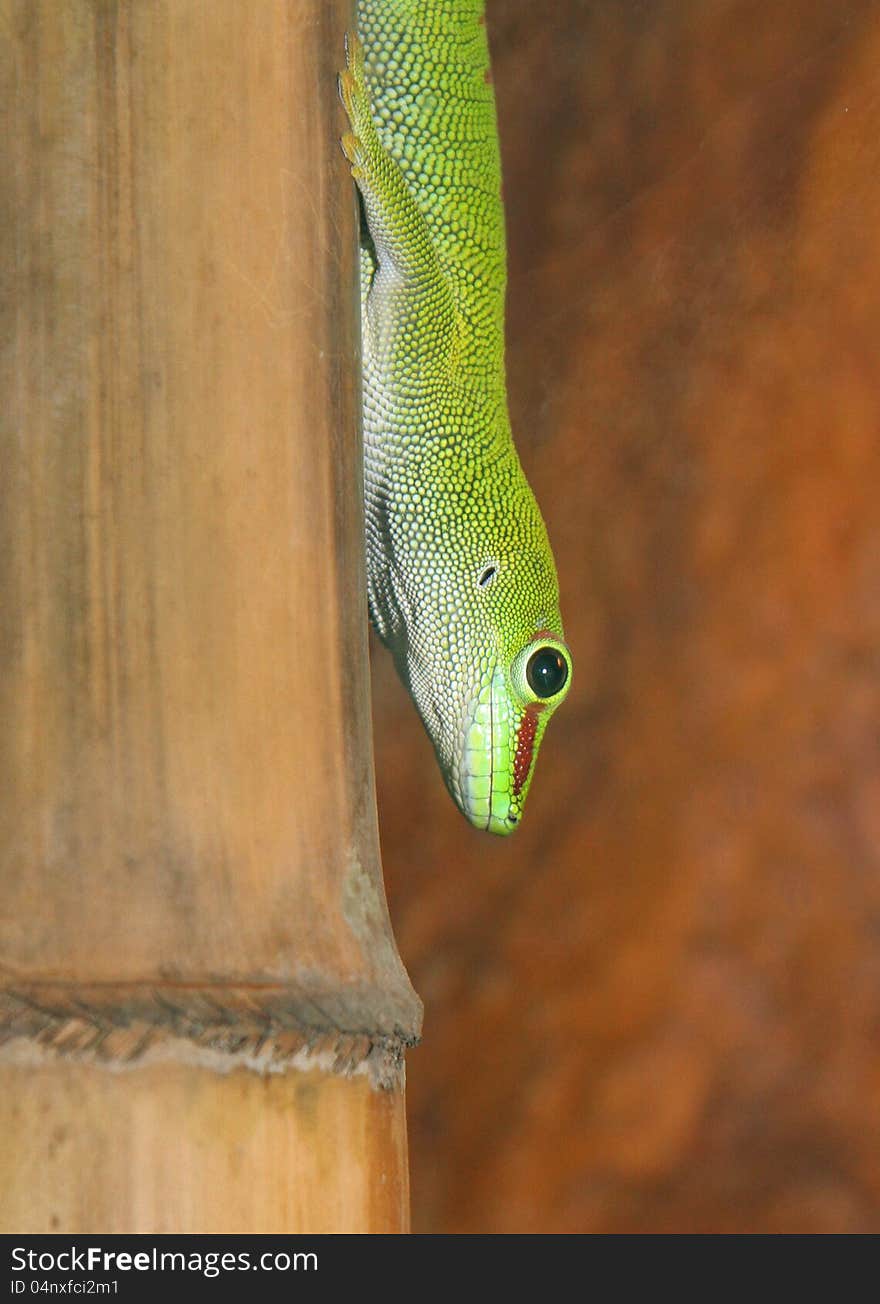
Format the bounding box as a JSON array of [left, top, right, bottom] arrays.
[[477, 564, 497, 589], [526, 647, 568, 699]]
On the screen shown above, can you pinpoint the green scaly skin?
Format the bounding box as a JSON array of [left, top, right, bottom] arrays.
[[339, 1, 572, 834]]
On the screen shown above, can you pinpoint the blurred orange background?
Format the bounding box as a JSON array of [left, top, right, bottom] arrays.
[[372, 0, 880, 1233]]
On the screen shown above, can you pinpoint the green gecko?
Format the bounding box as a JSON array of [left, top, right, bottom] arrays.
[[339, 1, 571, 834]]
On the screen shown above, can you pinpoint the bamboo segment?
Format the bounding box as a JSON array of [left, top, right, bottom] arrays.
[[0, 1058, 410, 1234], [0, 0, 420, 1232]]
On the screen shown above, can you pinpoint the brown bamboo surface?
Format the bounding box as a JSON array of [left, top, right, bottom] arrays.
[[0, 1058, 409, 1234], [1, 0, 419, 1233], [374, 0, 880, 1233]]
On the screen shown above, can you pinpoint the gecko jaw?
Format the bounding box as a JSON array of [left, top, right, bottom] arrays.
[[457, 667, 523, 836]]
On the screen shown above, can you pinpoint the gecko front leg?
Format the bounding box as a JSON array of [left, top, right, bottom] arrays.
[[338, 32, 458, 374]]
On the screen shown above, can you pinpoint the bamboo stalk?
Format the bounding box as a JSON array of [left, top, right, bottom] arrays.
[[0, 0, 420, 1233]]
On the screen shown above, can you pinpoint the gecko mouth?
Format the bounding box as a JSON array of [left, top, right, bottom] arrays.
[[458, 668, 523, 835]]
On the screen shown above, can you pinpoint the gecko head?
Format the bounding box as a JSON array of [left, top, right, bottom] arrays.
[[454, 622, 572, 835], [401, 547, 573, 836]]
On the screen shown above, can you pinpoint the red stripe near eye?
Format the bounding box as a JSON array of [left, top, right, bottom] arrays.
[[513, 705, 542, 797]]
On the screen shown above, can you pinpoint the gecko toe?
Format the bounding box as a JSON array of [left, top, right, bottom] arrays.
[[340, 130, 362, 168], [344, 30, 367, 85]]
